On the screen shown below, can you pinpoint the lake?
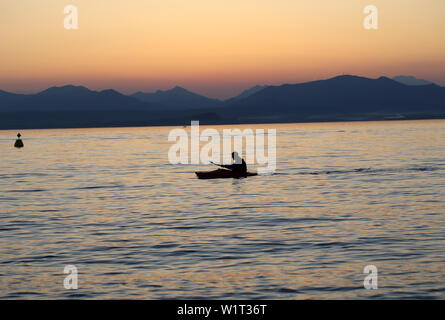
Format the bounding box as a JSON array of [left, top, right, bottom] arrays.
[[0, 120, 444, 299]]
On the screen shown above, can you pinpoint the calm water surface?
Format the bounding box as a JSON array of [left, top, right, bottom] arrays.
[[0, 120, 444, 299]]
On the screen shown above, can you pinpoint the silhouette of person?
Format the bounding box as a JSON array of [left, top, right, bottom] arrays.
[[220, 152, 247, 174]]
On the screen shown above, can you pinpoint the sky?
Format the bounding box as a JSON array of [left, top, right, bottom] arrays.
[[0, 0, 444, 99]]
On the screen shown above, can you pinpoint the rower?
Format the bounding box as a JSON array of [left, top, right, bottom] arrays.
[[219, 152, 247, 174]]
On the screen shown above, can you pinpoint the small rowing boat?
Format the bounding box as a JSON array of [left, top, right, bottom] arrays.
[[195, 169, 258, 179]]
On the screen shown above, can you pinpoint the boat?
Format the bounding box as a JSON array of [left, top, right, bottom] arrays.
[[195, 168, 258, 179]]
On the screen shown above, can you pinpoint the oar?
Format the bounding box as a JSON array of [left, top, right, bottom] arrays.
[[210, 161, 226, 169]]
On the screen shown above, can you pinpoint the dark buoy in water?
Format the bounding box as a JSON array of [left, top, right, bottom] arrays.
[[14, 133, 24, 148]]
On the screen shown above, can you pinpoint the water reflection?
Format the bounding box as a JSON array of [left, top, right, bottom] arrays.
[[0, 120, 444, 299]]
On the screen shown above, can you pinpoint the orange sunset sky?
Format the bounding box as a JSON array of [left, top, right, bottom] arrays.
[[1, 0, 444, 99]]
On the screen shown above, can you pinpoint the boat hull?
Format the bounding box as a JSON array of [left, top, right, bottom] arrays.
[[195, 169, 258, 179]]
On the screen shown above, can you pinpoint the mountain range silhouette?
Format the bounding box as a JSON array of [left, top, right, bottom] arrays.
[[1, 75, 444, 129], [131, 86, 222, 110]]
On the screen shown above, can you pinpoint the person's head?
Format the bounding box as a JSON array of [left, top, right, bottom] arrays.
[[232, 152, 242, 163], [17, 133, 21, 138]]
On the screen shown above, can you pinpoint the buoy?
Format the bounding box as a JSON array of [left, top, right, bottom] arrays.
[[14, 133, 24, 148]]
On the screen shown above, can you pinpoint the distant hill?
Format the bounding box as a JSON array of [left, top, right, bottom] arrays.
[[226, 85, 268, 102], [131, 86, 222, 110], [0, 85, 153, 112], [1, 76, 445, 129], [223, 75, 445, 121], [393, 75, 435, 86], [0, 90, 27, 107]]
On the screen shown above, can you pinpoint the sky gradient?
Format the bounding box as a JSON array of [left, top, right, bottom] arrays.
[[1, 0, 444, 99]]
